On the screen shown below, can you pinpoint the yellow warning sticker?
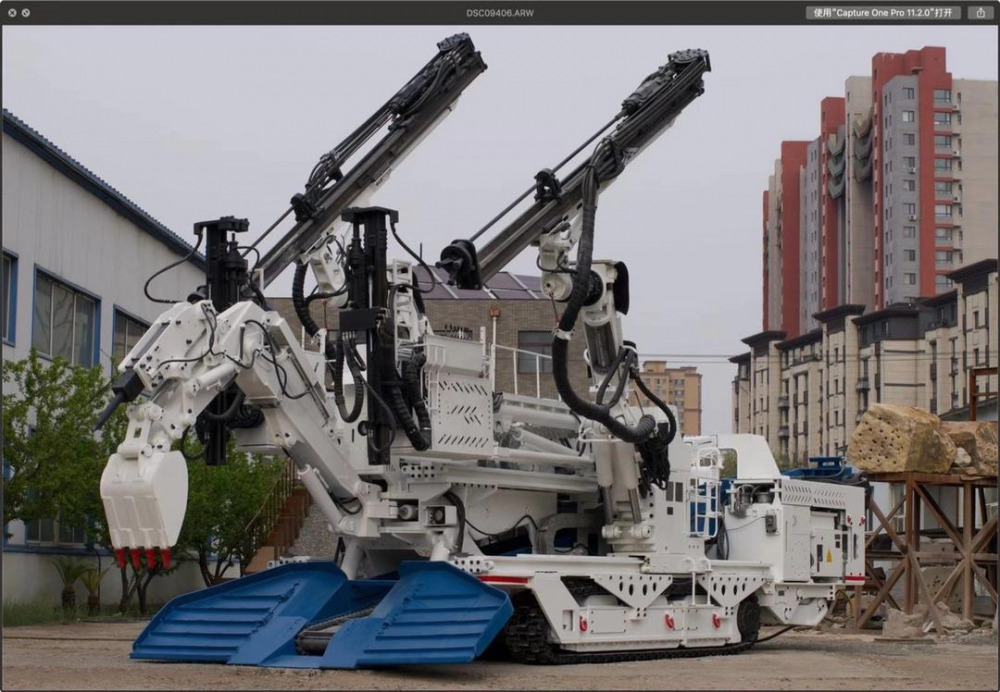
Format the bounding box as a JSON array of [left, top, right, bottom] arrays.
[[826, 549, 833, 563]]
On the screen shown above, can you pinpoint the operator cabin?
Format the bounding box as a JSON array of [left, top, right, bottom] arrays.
[[1, 109, 207, 605]]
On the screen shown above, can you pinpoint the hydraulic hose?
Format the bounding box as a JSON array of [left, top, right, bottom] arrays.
[[388, 353, 432, 451], [292, 262, 321, 337], [330, 332, 365, 423], [550, 148, 657, 445], [200, 389, 247, 423], [595, 347, 634, 407], [404, 353, 433, 441]]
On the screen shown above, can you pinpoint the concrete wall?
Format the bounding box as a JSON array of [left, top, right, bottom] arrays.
[[2, 550, 238, 607]]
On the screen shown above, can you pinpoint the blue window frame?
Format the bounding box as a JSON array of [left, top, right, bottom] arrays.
[[31, 266, 101, 367], [2, 250, 17, 345]]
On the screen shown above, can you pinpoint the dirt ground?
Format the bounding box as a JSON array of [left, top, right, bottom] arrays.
[[3, 622, 997, 691]]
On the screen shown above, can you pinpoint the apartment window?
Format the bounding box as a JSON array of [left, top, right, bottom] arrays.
[[934, 135, 953, 148], [903, 203, 917, 215], [905, 273, 917, 285], [934, 158, 953, 172], [113, 310, 150, 365], [901, 110, 915, 123], [935, 227, 953, 242], [933, 89, 952, 101], [903, 226, 917, 238], [934, 112, 952, 125], [517, 331, 553, 373], [905, 250, 917, 261], [902, 179, 916, 192], [31, 271, 99, 367], [974, 348, 981, 365], [936, 275, 953, 290], [903, 87, 915, 99], [974, 311, 980, 328], [903, 156, 916, 169], [2, 252, 15, 344], [902, 133, 915, 146], [935, 181, 953, 195], [936, 250, 953, 265], [935, 204, 953, 218]]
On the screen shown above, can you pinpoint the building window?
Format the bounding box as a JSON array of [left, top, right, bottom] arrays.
[[113, 310, 150, 365], [974, 310, 980, 328], [2, 252, 16, 344], [31, 270, 99, 367], [903, 133, 915, 145], [902, 179, 916, 192], [517, 331, 553, 373], [934, 158, 953, 172], [901, 110, 915, 123], [25, 513, 86, 547], [934, 181, 953, 195], [934, 135, 953, 148], [935, 204, 953, 218], [936, 275, 953, 290], [934, 112, 952, 125], [903, 226, 917, 238], [905, 250, 917, 261], [935, 227, 953, 242], [903, 87, 915, 99], [903, 203, 917, 216], [905, 273, 917, 285], [933, 89, 952, 101]]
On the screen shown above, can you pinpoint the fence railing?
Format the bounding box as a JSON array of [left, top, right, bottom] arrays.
[[490, 343, 554, 398], [240, 458, 300, 573]]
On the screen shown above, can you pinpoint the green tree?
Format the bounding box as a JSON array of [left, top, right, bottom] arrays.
[[4, 351, 287, 610], [2, 351, 108, 528], [178, 433, 284, 587]]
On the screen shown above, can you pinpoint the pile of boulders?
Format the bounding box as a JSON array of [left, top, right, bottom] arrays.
[[848, 404, 997, 476]]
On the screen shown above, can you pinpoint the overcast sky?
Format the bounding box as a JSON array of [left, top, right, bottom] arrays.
[[3, 25, 997, 433]]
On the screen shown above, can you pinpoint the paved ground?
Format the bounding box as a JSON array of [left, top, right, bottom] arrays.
[[3, 622, 997, 690]]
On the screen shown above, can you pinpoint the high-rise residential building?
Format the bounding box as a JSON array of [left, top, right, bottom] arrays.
[[631, 362, 702, 436], [736, 46, 997, 456], [763, 141, 810, 335], [760, 47, 997, 338]]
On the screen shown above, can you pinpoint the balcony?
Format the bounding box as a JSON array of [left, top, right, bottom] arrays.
[[778, 426, 790, 438], [778, 395, 790, 408], [856, 377, 870, 391]]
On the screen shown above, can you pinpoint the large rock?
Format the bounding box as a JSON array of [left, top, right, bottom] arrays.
[[941, 421, 998, 476], [848, 404, 956, 474]]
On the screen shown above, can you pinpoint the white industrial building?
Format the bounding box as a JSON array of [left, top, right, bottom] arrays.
[[2, 109, 213, 605]]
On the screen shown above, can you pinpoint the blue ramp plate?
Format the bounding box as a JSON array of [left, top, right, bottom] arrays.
[[320, 561, 513, 669], [130, 560, 512, 669], [131, 561, 391, 666]]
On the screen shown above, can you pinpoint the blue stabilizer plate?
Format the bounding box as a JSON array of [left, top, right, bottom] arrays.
[[131, 561, 392, 666], [130, 560, 512, 669], [319, 561, 513, 668]]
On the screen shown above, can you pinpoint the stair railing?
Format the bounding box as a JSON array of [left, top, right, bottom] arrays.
[[240, 458, 298, 574]]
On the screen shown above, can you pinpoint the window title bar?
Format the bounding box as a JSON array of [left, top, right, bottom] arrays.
[[2, 1, 998, 26]]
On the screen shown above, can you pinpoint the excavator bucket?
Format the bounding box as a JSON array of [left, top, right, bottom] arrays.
[[131, 560, 512, 669]]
